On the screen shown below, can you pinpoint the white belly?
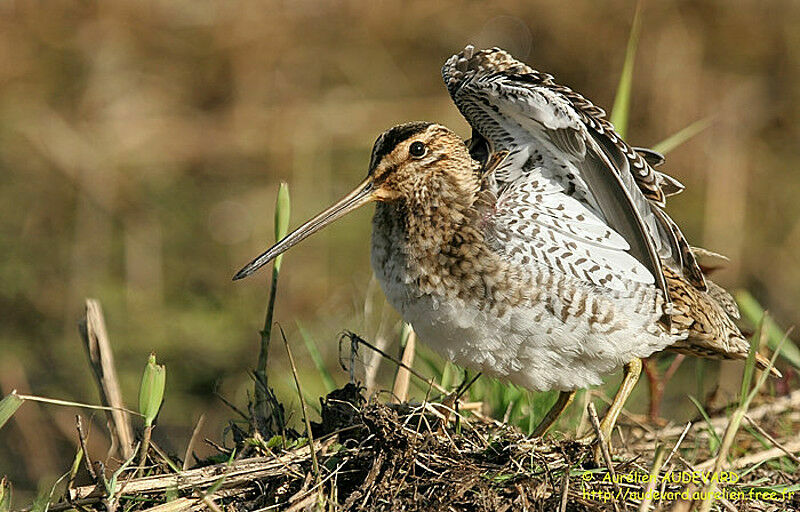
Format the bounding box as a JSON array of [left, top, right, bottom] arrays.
[[398, 293, 677, 391], [373, 262, 680, 392]]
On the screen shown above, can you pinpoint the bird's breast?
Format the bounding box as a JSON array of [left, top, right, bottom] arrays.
[[369, 204, 680, 391]]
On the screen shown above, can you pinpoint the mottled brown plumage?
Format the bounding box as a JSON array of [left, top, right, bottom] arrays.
[[664, 266, 777, 373], [235, 47, 780, 446]]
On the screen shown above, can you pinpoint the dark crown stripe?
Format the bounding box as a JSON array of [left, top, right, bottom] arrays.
[[369, 121, 432, 172]]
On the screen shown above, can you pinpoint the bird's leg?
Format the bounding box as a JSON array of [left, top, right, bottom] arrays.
[[579, 358, 642, 455], [532, 390, 576, 437], [598, 358, 642, 441], [643, 357, 664, 421]]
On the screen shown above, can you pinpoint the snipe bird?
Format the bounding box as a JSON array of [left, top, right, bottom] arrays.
[[235, 46, 778, 444]]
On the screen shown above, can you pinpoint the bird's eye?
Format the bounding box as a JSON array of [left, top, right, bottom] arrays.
[[409, 141, 427, 158]]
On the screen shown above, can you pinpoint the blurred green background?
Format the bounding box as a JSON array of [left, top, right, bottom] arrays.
[[1, 0, 799, 500]]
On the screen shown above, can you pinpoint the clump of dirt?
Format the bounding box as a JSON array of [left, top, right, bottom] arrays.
[[56, 384, 800, 512], [308, 384, 589, 511]]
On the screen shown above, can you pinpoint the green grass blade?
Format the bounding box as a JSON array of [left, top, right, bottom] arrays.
[[735, 291, 800, 368], [297, 321, 336, 392], [272, 183, 291, 273], [30, 483, 49, 512], [652, 117, 713, 155], [610, 1, 642, 138], [106, 442, 140, 497], [68, 448, 84, 483], [688, 395, 722, 450], [746, 334, 788, 407], [256, 183, 292, 413], [695, 358, 706, 402], [0, 392, 24, 431], [415, 344, 445, 382], [440, 362, 459, 390], [742, 424, 772, 451], [739, 315, 763, 407], [4, 391, 144, 432], [258, 183, 292, 365]]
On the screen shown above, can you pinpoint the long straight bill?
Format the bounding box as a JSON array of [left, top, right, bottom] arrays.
[[233, 177, 375, 280]]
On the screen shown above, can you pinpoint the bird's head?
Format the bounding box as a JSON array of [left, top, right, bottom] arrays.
[[233, 121, 478, 280]]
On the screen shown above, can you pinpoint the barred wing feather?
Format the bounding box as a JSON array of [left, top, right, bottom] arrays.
[[442, 46, 706, 298]]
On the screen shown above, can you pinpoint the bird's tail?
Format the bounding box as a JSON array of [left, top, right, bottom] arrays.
[[663, 267, 782, 378]]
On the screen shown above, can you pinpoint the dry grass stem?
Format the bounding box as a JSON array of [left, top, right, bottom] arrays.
[[695, 437, 800, 471], [744, 414, 800, 464], [588, 402, 621, 512], [75, 415, 97, 481], [44, 382, 799, 512], [663, 422, 692, 468], [391, 328, 416, 404], [78, 298, 135, 460], [280, 328, 321, 490], [183, 414, 207, 471], [637, 444, 665, 512]]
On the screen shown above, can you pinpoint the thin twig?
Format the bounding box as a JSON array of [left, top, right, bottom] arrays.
[[662, 422, 692, 468], [214, 392, 249, 421], [339, 331, 448, 394], [183, 413, 207, 470], [587, 402, 621, 512], [280, 327, 321, 488], [745, 415, 800, 464], [76, 415, 97, 481]]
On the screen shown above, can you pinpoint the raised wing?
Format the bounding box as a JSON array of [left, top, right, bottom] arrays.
[[483, 149, 656, 292], [442, 46, 706, 296]]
